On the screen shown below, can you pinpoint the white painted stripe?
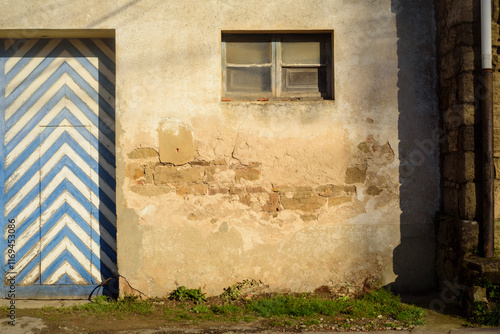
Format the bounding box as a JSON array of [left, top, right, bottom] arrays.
[[5, 39, 62, 94]]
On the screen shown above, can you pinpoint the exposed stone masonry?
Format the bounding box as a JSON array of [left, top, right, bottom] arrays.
[[435, 0, 480, 221], [124, 134, 396, 223]]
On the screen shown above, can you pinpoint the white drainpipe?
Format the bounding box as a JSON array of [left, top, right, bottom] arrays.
[[481, 0, 492, 69]]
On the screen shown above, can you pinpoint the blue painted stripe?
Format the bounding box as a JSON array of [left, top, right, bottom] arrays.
[[56, 273, 76, 285], [9, 285, 108, 298]]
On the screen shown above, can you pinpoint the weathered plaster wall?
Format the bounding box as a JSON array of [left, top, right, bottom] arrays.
[[0, 0, 439, 296]]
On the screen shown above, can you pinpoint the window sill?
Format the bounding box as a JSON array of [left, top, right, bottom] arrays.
[[221, 98, 334, 103]]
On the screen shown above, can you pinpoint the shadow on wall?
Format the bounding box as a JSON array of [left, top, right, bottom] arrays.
[[389, 0, 440, 293]]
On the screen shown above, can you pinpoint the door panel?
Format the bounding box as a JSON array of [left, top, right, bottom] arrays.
[[1, 38, 116, 297]]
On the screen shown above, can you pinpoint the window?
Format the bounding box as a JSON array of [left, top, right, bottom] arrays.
[[222, 32, 333, 100]]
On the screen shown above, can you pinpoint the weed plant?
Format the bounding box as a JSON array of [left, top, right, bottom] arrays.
[[247, 288, 424, 325]]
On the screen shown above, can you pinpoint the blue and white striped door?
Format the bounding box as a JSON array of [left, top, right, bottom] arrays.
[[1, 38, 117, 297]]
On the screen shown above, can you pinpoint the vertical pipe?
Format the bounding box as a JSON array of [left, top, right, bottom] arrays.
[[481, 0, 494, 258], [482, 69, 494, 258]]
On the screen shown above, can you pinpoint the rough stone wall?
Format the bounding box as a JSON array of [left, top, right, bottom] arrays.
[[0, 0, 440, 296], [436, 0, 500, 253], [493, 2, 500, 249], [435, 0, 480, 222]]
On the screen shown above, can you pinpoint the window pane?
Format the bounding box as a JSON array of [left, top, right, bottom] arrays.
[[282, 67, 326, 93], [226, 42, 271, 64], [282, 42, 321, 64], [227, 67, 272, 93]]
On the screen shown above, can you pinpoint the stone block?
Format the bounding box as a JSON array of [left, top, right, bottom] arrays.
[[229, 187, 244, 194], [280, 194, 327, 212], [457, 72, 475, 103], [459, 125, 475, 151], [468, 286, 487, 303], [130, 185, 171, 196], [154, 166, 204, 185], [444, 104, 476, 131], [125, 163, 145, 181], [365, 186, 383, 196], [262, 193, 279, 212], [272, 186, 312, 193], [445, 152, 475, 183], [446, 1, 474, 27], [494, 181, 500, 218], [234, 168, 260, 182], [443, 153, 459, 182], [158, 119, 195, 165], [208, 188, 229, 195], [458, 182, 477, 220], [437, 219, 479, 256], [328, 197, 352, 207], [345, 167, 367, 184], [176, 184, 208, 196], [315, 184, 356, 198], [238, 194, 252, 206], [494, 106, 500, 129], [443, 186, 458, 216], [145, 167, 154, 184], [494, 158, 500, 179], [246, 186, 266, 193], [127, 148, 159, 160], [456, 23, 474, 46], [445, 130, 459, 153], [459, 47, 476, 73]]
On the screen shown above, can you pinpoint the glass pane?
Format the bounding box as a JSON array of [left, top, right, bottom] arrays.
[[282, 42, 321, 64], [226, 42, 271, 64], [282, 67, 326, 93], [227, 67, 272, 93]]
